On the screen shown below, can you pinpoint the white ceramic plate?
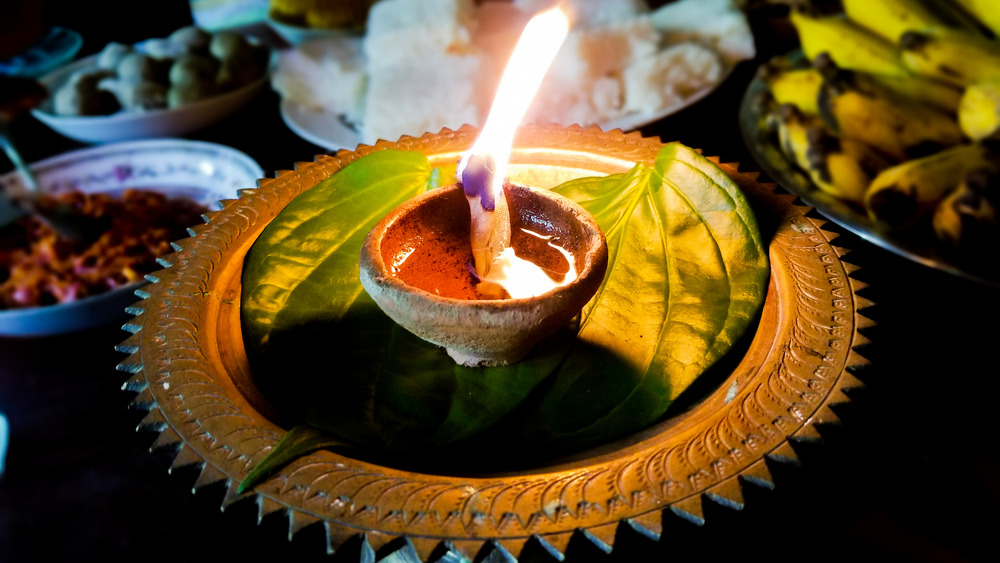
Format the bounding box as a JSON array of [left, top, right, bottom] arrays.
[[279, 100, 360, 151], [0, 138, 264, 337], [279, 69, 730, 152], [31, 51, 269, 144]]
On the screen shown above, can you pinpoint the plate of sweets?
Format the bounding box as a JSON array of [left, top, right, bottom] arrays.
[[271, 0, 757, 150], [31, 25, 271, 144]]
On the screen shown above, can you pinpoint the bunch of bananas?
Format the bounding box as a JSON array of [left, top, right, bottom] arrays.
[[756, 0, 1000, 261]]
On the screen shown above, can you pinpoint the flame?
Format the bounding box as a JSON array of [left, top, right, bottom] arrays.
[[459, 7, 570, 200], [457, 7, 571, 298], [480, 229, 578, 299]]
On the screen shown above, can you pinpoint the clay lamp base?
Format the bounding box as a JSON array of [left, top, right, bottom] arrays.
[[359, 182, 608, 367]]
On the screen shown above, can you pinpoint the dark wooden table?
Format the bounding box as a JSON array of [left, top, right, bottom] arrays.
[[2, 3, 998, 562]]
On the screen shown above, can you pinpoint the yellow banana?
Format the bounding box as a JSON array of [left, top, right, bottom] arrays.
[[865, 142, 997, 229], [899, 30, 1000, 87], [870, 73, 963, 114], [950, 0, 1000, 37], [815, 54, 965, 161], [772, 104, 887, 204], [790, 11, 909, 77], [958, 80, 1000, 140], [932, 167, 1000, 255], [772, 103, 819, 169], [842, 0, 962, 42], [824, 135, 893, 204], [759, 63, 823, 114]]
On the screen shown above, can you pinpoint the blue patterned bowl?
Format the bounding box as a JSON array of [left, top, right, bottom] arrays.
[[0, 138, 263, 336]]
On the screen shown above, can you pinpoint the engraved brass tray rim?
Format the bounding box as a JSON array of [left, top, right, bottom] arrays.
[[119, 124, 871, 561]]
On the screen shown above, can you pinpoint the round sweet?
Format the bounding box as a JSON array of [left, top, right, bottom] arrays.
[[209, 31, 252, 62], [168, 26, 212, 53], [94, 42, 132, 70], [141, 37, 188, 60], [116, 52, 161, 83], [168, 53, 219, 86]]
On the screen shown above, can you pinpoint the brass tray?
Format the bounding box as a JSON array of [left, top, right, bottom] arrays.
[[118, 125, 871, 561]]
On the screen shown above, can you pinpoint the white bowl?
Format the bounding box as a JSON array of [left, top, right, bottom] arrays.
[[30, 53, 269, 144], [0, 138, 264, 337]]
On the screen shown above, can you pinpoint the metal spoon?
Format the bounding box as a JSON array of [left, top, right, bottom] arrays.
[[0, 76, 109, 241], [0, 124, 31, 227]]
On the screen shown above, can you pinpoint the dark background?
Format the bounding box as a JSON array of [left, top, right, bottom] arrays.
[[2, 1, 999, 562]]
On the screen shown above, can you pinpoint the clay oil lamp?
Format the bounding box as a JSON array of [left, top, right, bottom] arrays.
[[359, 8, 609, 366]]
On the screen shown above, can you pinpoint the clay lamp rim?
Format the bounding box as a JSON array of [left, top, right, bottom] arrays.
[[359, 181, 609, 366], [362, 182, 607, 305]]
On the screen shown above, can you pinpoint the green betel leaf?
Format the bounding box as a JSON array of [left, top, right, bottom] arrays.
[[241, 150, 449, 352], [652, 143, 769, 380], [527, 142, 769, 448], [238, 425, 345, 494]]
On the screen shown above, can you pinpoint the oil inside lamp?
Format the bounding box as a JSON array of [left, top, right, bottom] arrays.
[[359, 6, 608, 366]]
